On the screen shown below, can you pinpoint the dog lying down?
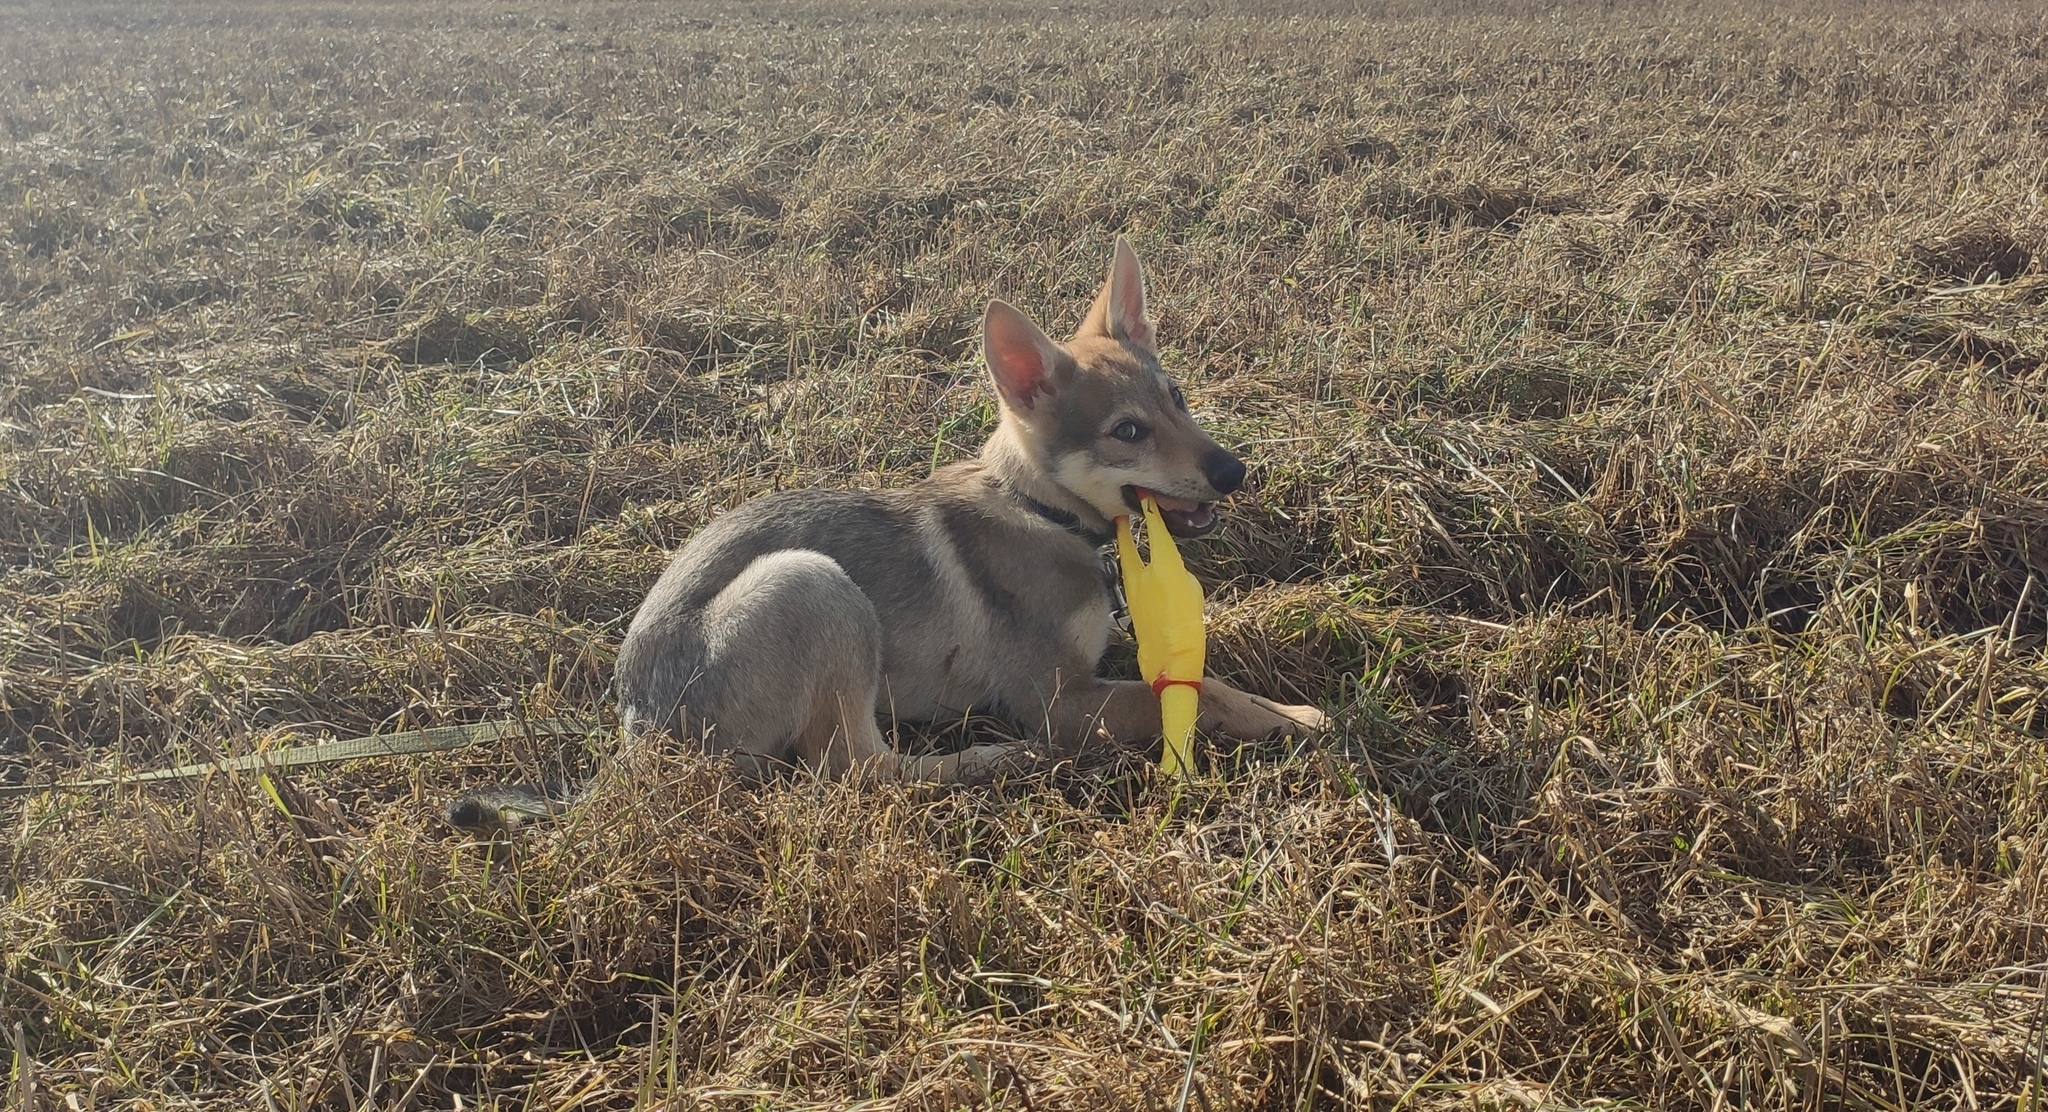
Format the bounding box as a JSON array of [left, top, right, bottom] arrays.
[[447, 239, 1327, 830]]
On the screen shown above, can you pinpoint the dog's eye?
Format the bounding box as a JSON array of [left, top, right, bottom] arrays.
[[1110, 420, 1148, 443], [1169, 385, 1187, 411]]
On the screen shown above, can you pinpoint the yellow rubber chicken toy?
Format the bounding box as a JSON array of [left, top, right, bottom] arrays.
[[1115, 495, 1205, 777]]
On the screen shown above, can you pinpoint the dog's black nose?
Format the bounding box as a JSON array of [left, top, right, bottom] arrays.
[[1203, 449, 1246, 495]]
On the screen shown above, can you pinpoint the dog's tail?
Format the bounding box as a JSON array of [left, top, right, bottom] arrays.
[[443, 781, 582, 833], [442, 703, 671, 833], [445, 616, 705, 832]]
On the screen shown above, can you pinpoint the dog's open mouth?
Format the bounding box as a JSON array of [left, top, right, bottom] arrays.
[[1123, 486, 1220, 538]]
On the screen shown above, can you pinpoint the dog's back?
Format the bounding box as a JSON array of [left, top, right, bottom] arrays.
[[616, 463, 1111, 756]]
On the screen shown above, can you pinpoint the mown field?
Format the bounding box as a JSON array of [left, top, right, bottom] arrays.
[[4, 0, 2047, 1107]]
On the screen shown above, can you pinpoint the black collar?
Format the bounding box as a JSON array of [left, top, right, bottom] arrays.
[[1008, 485, 1113, 547]]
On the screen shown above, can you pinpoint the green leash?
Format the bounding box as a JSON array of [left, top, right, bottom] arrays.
[[0, 718, 594, 799]]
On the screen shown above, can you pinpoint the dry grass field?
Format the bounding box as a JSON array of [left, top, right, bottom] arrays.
[[4, 0, 2048, 1106]]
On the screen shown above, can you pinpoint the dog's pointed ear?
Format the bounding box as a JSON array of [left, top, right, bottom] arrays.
[[983, 299, 1067, 411], [1077, 235, 1154, 350]]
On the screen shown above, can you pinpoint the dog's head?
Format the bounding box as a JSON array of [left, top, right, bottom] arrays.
[[981, 238, 1244, 538]]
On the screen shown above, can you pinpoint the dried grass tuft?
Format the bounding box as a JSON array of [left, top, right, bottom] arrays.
[[5, 0, 2048, 1107]]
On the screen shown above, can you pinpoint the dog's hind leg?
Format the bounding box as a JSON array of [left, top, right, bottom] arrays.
[[683, 550, 1022, 784]]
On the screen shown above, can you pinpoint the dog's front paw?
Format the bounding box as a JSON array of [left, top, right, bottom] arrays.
[[1217, 692, 1330, 740], [1252, 695, 1329, 736], [955, 742, 1041, 785]]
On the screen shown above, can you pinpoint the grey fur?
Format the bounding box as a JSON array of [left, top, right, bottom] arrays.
[[445, 239, 1327, 832]]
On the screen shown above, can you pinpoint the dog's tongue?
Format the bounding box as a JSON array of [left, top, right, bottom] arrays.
[[1133, 488, 1217, 537], [1137, 489, 1203, 514], [1138, 493, 1196, 516]]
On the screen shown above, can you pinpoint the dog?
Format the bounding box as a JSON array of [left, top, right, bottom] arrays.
[[446, 239, 1326, 830]]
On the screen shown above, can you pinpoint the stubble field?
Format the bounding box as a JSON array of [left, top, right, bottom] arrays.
[[4, 0, 2048, 1107]]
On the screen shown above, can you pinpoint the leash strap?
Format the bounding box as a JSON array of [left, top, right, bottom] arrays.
[[0, 718, 593, 798]]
